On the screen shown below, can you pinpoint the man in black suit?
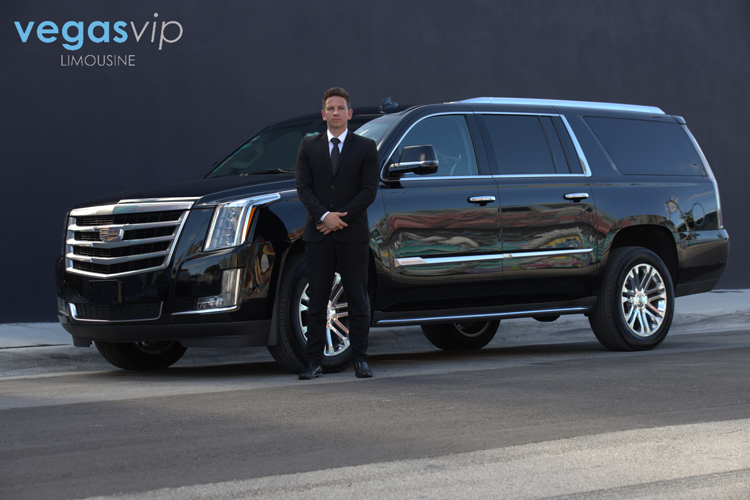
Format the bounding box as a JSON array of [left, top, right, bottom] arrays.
[[295, 87, 379, 380]]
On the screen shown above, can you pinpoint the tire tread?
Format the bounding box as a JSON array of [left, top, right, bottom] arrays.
[[94, 340, 186, 370], [589, 246, 674, 351]]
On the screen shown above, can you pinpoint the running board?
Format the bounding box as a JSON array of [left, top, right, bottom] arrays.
[[373, 298, 596, 327]]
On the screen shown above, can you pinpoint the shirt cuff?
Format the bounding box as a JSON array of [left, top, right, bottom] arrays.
[[319, 211, 330, 223]]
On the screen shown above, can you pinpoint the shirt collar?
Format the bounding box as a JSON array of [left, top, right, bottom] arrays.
[[327, 127, 348, 144]]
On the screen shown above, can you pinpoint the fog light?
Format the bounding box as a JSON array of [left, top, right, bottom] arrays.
[[195, 269, 242, 311]]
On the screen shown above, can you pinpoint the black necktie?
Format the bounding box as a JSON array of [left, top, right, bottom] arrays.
[[330, 137, 341, 176]]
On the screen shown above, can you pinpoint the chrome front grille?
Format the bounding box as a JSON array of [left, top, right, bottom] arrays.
[[66, 200, 196, 278]]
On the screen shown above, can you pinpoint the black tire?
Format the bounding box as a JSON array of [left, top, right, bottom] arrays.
[[589, 246, 675, 351], [421, 321, 500, 351], [267, 253, 354, 374], [94, 340, 186, 370]]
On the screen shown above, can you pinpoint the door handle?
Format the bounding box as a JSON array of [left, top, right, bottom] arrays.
[[563, 193, 589, 202], [468, 196, 496, 206]]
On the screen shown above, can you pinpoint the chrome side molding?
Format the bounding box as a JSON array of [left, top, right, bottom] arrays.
[[394, 248, 593, 268]]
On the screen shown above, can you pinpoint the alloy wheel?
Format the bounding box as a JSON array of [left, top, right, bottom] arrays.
[[620, 263, 668, 337], [298, 273, 350, 356]]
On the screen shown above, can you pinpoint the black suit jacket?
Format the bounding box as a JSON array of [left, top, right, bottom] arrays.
[[295, 130, 379, 243]]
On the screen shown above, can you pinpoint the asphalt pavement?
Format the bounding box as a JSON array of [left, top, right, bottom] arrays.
[[1, 289, 748, 377], [1, 289, 749, 500]]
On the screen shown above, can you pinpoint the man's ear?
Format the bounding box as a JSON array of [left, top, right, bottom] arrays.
[[347, 108, 353, 120]]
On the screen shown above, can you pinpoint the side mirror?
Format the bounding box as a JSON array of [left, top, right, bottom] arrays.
[[388, 145, 439, 176]]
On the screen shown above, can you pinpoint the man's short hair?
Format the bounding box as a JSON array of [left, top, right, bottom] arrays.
[[322, 87, 351, 110]]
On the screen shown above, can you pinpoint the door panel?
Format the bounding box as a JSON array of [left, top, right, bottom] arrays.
[[476, 112, 599, 302], [380, 114, 502, 311], [498, 179, 598, 301], [382, 178, 501, 310]]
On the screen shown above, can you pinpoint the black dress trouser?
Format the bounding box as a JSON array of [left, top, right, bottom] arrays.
[[304, 236, 370, 365]]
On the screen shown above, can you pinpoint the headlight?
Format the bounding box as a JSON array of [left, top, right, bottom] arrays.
[[204, 193, 281, 251]]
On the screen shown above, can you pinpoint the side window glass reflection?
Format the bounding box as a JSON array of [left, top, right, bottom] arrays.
[[396, 115, 479, 177]]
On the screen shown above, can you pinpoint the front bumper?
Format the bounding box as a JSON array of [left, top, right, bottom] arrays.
[[55, 236, 282, 347]]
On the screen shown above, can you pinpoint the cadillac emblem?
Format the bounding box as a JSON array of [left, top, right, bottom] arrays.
[[99, 228, 123, 242]]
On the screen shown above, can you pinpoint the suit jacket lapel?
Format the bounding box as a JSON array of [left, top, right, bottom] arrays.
[[334, 131, 354, 179], [319, 133, 333, 178]]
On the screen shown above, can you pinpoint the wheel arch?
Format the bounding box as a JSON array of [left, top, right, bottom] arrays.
[[266, 238, 383, 346], [604, 223, 679, 287]]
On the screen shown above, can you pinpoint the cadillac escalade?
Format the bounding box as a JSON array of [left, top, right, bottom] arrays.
[[55, 97, 730, 372]]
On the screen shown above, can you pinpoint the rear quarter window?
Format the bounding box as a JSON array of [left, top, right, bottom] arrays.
[[585, 116, 705, 176]]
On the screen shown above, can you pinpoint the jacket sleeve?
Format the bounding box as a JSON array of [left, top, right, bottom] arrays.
[[295, 139, 327, 223], [339, 138, 379, 222]]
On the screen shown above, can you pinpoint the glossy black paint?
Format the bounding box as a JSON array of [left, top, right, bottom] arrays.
[[55, 101, 729, 347]]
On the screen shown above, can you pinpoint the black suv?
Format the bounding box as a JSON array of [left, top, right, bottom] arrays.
[[55, 97, 730, 372]]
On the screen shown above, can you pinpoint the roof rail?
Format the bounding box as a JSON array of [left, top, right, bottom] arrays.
[[455, 97, 664, 115]]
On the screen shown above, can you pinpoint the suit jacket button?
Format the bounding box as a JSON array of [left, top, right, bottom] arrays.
[[330, 185, 335, 189], [329, 204, 333, 208]]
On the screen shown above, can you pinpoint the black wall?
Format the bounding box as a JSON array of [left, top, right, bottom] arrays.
[[2, 1, 748, 322]]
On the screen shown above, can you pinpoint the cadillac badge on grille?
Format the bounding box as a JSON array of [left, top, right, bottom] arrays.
[[99, 228, 123, 242]]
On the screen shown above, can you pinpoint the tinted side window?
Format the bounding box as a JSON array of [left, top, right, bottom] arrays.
[[482, 115, 559, 175], [585, 117, 705, 176], [395, 115, 479, 177]]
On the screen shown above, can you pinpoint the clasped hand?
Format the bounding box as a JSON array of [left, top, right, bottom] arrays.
[[316, 211, 348, 235]]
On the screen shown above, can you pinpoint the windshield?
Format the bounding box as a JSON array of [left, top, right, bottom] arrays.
[[205, 114, 397, 178]]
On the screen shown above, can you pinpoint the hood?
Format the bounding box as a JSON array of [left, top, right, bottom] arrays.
[[71, 175, 297, 209]]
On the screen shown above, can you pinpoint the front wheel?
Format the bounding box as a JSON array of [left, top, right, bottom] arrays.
[[267, 253, 353, 374], [94, 340, 186, 370], [589, 246, 675, 351], [421, 321, 500, 351]]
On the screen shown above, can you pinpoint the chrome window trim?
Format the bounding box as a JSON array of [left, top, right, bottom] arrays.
[[395, 248, 593, 267], [375, 306, 591, 326], [66, 200, 195, 278], [478, 112, 592, 177], [380, 111, 480, 182], [456, 97, 665, 115], [492, 174, 587, 179], [559, 115, 593, 176], [381, 111, 593, 181], [69, 302, 163, 323]]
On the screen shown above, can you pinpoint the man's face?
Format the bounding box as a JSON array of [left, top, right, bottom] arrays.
[[322, 96, 353, 134]]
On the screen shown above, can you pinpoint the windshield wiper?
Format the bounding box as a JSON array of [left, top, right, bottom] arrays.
[[241, 169, 295, 175]]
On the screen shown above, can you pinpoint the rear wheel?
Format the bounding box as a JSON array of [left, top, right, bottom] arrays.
[[589, 246, 674, 351], [94, 340, 186, 370], [421, 321, 500, 351], [267, 253, 353, 373]]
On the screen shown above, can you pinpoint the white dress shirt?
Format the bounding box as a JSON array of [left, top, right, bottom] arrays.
[[321, 128, 348, 222]]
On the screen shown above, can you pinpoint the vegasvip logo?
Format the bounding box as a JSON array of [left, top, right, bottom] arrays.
[[13, 13, 183, 67]]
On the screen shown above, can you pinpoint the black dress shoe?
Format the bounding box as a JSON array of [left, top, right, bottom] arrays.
[[354, 361, 373, 378], [299, 364, 322, 380]]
